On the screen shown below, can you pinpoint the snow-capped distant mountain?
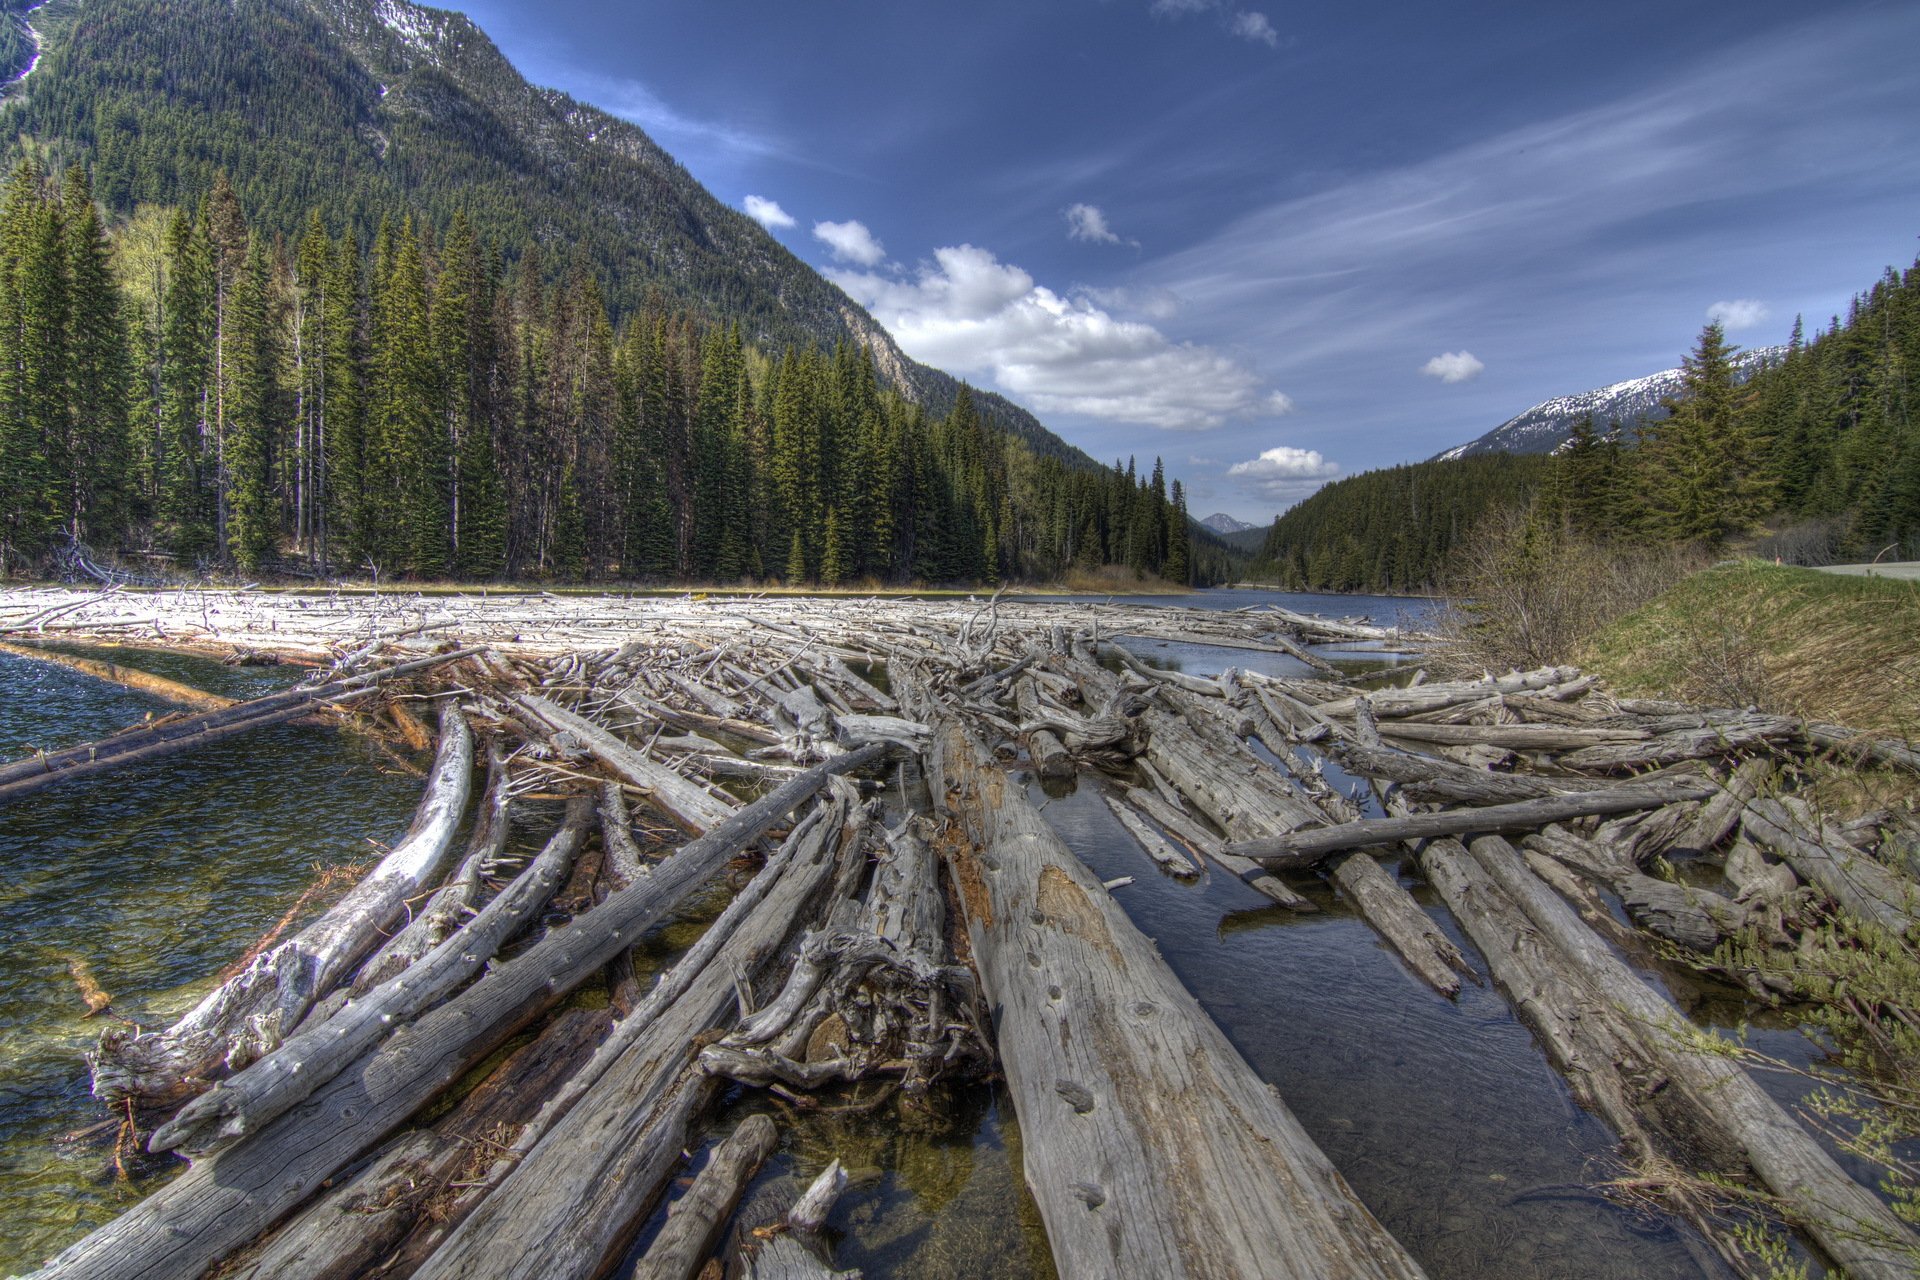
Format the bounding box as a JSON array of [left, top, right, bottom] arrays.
[[1200, 512, 1258, 535], [1431, 345, 1788, 462]]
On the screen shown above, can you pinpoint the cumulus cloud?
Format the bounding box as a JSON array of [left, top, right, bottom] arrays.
[[1421, 351, 1485, 383], [1230, 12, 1280, 46], [827, 243, 1290, 430], [813, 219, 887, 266], [1065, 203, 1124, 245], [743, 195, 795, 231], [1227, 447, 1341, 503], [1707, 298, 1770, 330]]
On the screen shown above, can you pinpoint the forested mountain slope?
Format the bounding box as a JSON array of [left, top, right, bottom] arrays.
[[2, 0, 1089, 466]]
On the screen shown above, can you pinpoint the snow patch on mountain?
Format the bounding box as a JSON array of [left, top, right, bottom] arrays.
[[1432, 345, 1788, 463], [1200, 512, 1257, 535]]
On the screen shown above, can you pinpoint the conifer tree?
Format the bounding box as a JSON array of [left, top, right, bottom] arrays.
[[60, 167, 131, 546], [223, 237, 276, 570]]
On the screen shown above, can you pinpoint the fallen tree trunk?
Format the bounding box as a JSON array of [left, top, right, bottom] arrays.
[[1742, 798, 1920, 937], [632, 1115, 780, 1280], [1224, 780, 1720, 868], [1450, 830, 1920, 1279], [88, 701, 476, 1108], [907, 671, 1428, 1280], [518, 694, 737, 833], [32, 743, 892, 1280], [216, 1004, 612, 1280], [407, 791, 864, 1280], [148, 797, 595, 1156], [1327, 853, 1470, 997], [0, 639, 236, 710]]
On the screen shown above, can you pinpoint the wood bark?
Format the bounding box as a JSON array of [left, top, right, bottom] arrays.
[[908, 673, 1428, 1280], [149, 798, 595, 1156], [1225, 780, 1719, 868], [89, 701, 476, 1108], [631, 1115, 779, 1280]]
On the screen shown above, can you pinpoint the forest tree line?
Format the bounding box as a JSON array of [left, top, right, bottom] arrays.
[[1254, 249, 1920, 593], [0, 163, 1204, 586]]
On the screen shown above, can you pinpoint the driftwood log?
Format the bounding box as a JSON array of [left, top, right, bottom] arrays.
[[908, 669, 1428, 1280]]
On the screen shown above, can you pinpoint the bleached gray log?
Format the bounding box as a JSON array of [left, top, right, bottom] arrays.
[[1102, 793, 1199, 878], [32, 743, 891, 1280], [149, 798, 595, 1156], [1328, 853, 1469, 996], [832, 713, 932, 751], [1802, 721, 1920, 775], [1225, 780, 1719, 868], [632, 1114, 780, 1280], [1308, 667, 1579, 720], [1742, 798, 1920, 936], [216, 1006, 610, 1280], [408, 792, 862, 1280], [1557, 718, 1800, 771], [519, 693, 737, 832], [911, 677, 1428, 1280], [1376, 721, 1646, 751], [1456, 831, 1920, 1279], [89, 702, 475, 1108]]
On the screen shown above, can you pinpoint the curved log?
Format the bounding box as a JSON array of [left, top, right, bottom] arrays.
[[149, 798, 595, 1156], [88, 701, 476, 1108]]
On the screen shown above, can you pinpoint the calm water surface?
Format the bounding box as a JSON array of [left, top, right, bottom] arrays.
[[0, 591, 1783, 1277]]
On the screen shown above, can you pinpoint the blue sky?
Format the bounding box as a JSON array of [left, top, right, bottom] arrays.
[[451, 0, 1920, 522]]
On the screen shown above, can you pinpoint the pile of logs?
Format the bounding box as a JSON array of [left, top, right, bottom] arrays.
[[10, 587, 1919, 1279]]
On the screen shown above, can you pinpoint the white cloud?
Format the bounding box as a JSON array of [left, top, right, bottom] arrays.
[[1707, 298, 1770, 330], [1150, 0, 1281, 47], [828, 243, 1290, 430], [1421, 351, 1485, 384], [1264, 390, 1297, 414], [1065, 202, 1123, 245], [1227, 447, 1341, 503], [813, 219, 887, 266], [743, 195, 795, 231], [1078, 285, 1182, 321], [1230, 12, 1279, 46]]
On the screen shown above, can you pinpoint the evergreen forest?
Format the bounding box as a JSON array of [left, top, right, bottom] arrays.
[[0, 163, 1205, 586], [1254, 251, 1920, 592]]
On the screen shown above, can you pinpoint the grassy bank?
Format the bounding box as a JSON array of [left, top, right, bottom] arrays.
[[1581, 561, 1920, 738]]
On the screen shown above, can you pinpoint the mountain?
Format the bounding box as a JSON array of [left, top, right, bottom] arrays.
[[1199, 512, 1257, 535], [1, 0, 1096, 469], [1432, 345, 1788, 462]]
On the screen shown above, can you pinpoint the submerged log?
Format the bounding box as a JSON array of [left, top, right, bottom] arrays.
[[89, 701, 476, 1108], [909, 673, 1428, 1280], [0, 645, 480, 805], [0, 639, 235, 710], [33, 744, 893, 1280]]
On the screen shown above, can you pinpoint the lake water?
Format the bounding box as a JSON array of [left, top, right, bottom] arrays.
[[0, 589, 1757, 1278]]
